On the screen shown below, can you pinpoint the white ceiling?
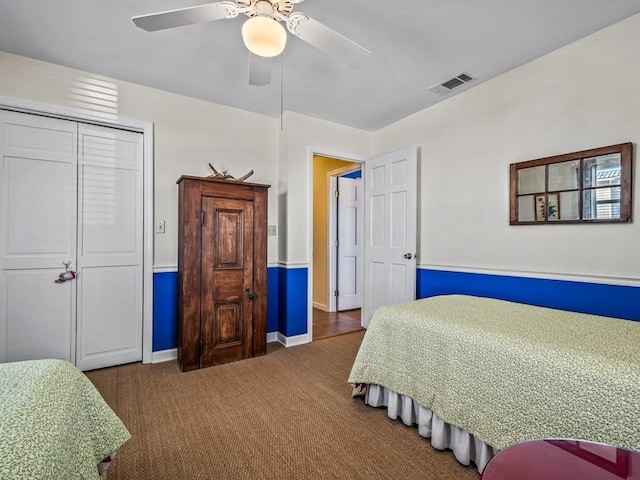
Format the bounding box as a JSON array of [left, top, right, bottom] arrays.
[[1, 0, 640, 131]]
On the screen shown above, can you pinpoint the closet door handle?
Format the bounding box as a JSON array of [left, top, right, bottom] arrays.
[[55, 261, 77, 283], [245, 288, 256, 300]]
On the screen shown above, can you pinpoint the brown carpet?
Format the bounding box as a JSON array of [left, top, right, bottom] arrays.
[[87, 332, 479, 480]]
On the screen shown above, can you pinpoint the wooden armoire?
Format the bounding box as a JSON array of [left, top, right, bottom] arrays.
[[177, 176, 270, 371]]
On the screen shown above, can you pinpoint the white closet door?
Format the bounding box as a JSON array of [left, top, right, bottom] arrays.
[[0, 111, 78, 363], [76, 124, 143, 371]]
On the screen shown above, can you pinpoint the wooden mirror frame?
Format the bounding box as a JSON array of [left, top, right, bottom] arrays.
[[510, 143, 633, 225]]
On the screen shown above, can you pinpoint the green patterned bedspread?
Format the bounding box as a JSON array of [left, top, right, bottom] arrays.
[[348, 295, 640, 451], [0, 359, 130, 479]]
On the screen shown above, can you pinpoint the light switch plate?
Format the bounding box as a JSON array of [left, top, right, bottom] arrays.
[[268, 225, 277, 236], [156, 220, 165, 234]]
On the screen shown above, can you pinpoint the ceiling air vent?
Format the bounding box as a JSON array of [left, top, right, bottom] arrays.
[[429, 72, 476, 95]]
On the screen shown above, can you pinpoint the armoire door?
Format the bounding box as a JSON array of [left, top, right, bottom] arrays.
[[200, 196, 254, 367], [0, 110, 143, 370]]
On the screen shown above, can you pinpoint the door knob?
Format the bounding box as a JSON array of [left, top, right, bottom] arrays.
[[245, 288, 256, 300], [403, 253, 413, 260]]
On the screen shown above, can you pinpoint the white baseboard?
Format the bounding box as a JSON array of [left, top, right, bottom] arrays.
[[276, 332, 311, 347], [151, 334, 308, 360], [312, 302, 329, 312], [152, 348, 177, 363], [267, 332, 278, 343]]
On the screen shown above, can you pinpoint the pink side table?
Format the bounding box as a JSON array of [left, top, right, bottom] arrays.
[[481, 439, 640, 480]]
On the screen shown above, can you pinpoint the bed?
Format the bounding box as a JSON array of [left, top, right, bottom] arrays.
[[0, 359, 131, 479], [348, 294, 640, 472]]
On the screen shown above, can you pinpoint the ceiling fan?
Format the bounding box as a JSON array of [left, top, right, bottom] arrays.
[[132, 0, 371, 86]]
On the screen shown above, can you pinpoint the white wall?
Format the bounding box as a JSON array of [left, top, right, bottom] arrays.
[[0, 51, 280, 267], [373, 13, 640, 284], [279, 111, 371, 264]]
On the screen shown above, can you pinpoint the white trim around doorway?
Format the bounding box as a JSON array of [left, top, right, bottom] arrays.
[[307, 147, 365, 342]]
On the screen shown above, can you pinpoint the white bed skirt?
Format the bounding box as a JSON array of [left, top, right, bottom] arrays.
[[365, 384, 499, 473]]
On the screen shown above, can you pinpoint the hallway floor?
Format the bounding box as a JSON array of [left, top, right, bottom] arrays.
[[312, 308, 363, 340]]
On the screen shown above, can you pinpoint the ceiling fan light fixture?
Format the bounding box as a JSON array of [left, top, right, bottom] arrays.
[[242, 16, 287, 57]]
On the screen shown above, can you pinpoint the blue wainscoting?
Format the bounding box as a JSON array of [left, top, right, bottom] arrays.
[[417, 268, 640, 322], [277, 267, 308, 337], [152, 271, 178, 352], [267, 267, 279, 334], [154, 267, 637, 352], [152, 266, 303, 352]]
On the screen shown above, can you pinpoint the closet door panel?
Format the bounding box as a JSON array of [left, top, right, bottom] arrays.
[[76, 124, 143, 371], [2, 156, 75, 268], [0, 111, 77, 364], [80, 165, 138, 255], [81, 129, 140, 168], [79, 265, 139, 356], [1, 116, 75, 162], [5, 270, 74, 362]]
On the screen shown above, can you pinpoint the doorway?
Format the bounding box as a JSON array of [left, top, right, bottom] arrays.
[[307, 147, 417, 340], [311, 155, 363, 340]]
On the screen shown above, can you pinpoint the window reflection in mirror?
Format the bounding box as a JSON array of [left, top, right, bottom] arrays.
[[510, 143, 632, 225]]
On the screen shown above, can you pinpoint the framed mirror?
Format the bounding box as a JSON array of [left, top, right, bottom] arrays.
[[510, 143, 633, 225]]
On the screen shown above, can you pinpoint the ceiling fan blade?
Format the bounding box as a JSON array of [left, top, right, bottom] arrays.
[[248, 53, 272, 86], [132, 1, 241, 32], [286, 13, 371, 68]]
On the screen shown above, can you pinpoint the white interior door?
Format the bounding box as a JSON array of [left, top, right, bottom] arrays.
[[337, 176, 363, 311], [76, 124, 143, 371], [0, 111, 78, 363], [363, 147, 417, 327]]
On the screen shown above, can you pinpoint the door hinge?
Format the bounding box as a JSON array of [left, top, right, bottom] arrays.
[[201, 211, 205, 226], [335, 190, 340, 198], [335, 240, 339, 247], [334, 290, 339, 297], [199, 338, 203, 368]]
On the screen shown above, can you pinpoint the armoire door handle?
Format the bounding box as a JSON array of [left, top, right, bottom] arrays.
[[245, 288, 256, 300]]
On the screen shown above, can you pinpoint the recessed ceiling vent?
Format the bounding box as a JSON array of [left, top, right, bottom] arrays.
[[429, 72, 476, 95]]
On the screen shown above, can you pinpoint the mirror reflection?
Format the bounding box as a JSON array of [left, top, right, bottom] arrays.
[[584, 154, 621, 188], [510, 144, 632, 224], [548, 159, 580, 191], [583, 187, 621, 220], [557, 191, 580, 221], [518, 166, 545, 195]]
